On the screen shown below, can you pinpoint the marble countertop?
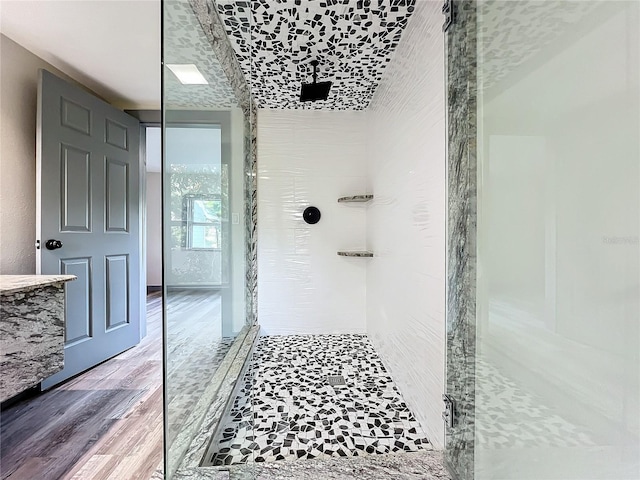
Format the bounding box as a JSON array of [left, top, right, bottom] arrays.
[[0, 275, 76, 295]]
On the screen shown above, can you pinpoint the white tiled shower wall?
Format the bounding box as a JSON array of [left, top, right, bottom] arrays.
[[366, 0, 446, 447], [256, 0, 445, 447], [257, 110, 368, 335]]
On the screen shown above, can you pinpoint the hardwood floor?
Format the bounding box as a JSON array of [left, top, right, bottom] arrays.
[[164, 290, 231, 446], [1, 293, 163, 480]]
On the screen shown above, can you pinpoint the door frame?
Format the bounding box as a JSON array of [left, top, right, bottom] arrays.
[[127, 110, 162, 340], [444, 2, 478, 479], [161, 110, 235, 337]]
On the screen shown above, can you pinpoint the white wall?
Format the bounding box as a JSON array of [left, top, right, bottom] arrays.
[[257, 109, 368, 335], [365, 0, 446, 447], [146, 171, 162, 287]]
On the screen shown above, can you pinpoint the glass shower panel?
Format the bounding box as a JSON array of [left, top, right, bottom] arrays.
[[476, 1, 639, 479], [163, 0, 249, 477]]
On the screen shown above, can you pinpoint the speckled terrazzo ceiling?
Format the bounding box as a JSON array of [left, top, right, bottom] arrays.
[[164, 0, 239, 109], [216, 0, 417, 110]]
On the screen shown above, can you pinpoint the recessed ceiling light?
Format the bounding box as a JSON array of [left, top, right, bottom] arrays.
[[166, 64, 208, 85]]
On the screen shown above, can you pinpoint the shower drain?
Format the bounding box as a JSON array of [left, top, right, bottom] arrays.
[[326, 375, 346, 386]]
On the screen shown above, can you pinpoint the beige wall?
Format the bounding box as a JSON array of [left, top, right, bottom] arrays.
[[0, 35, 102, 274]]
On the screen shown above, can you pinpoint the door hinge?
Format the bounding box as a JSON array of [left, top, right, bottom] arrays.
[[442, 393, 456, 429], [442, 0, 456, 32], [35, 239, 41, 250]]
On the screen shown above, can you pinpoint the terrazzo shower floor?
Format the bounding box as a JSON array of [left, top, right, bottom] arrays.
[[204, 334, 432, 466]]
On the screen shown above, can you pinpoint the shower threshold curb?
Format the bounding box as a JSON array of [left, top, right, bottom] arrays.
[[170, 324, 260, 478], [164, 450, 450, 479]]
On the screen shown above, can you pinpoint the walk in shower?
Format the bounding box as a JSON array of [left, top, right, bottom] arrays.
[[161, 1, 639, 479], [162, 0, 446, 478]]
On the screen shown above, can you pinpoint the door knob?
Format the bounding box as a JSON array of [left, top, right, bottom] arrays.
[[45, 239, 63, 250]]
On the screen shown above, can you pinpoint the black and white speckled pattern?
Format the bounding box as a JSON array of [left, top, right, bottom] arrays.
[[475, 360, 596, 449], [205, 334, 431, 466], [164, 0, 239, 109], [189, 0, 254, 116], [478, 0, 604, 93], [215, 0, 417, 110]]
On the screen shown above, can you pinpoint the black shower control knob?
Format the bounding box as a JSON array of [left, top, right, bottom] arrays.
[[45, 239, 63, 250], [303, 206, 321, 225]]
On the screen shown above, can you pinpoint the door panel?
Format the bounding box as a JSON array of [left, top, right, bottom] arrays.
[[105, 254, 129, 330], [60, 144, 92, 231], [60, 257, 92, 345], [38, 69, 141, 389], [61, 97, 91, 135], [105, 158, 129, 232], [105, 119, 129, 150]]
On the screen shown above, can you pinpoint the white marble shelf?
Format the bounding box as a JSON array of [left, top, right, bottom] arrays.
[[337, 195, 373, 203], [337, 251, 374, 257], [0, 275, 76, 295]]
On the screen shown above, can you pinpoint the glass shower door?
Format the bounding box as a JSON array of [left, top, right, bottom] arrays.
[[474, 2, 639, 478], [162, 0, 250, 477], [446, 2, 639, 479], [163, 121, 227, 475]]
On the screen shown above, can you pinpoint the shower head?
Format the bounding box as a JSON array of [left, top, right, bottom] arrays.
[[300, 60, 332, 102], [300, 81, 332, 102]]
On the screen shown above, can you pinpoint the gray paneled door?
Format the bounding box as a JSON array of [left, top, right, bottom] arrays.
[[37, 70, 141, 389]]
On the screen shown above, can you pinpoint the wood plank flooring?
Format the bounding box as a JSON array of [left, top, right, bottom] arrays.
[[1, 293, 164, 480], [164, 290, 231, 446]]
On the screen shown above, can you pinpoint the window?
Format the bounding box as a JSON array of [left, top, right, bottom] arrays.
[[183, 195, 221, 250], [168, 162, 228, 251]]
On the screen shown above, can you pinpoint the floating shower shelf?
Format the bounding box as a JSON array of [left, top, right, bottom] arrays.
[[338, 196, 373, 257], [337, 195, 373, 203], [337, 251, 374, 258]]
